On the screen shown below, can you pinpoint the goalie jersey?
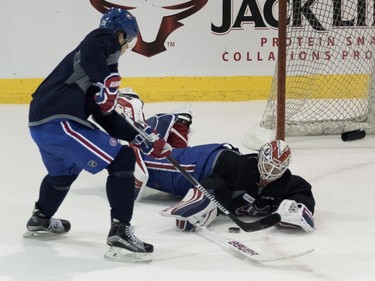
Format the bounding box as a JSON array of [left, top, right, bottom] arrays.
[[200, 149, 315, 216]]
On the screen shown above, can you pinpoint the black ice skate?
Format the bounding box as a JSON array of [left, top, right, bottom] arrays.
[[23, 203, 70, 238], [104, 220, 153, 262]]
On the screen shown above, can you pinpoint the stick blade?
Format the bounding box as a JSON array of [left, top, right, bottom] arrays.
[[230, 213, 281, 232]]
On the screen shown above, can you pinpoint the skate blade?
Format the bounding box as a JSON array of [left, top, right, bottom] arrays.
[[23, 230, 67, 240], [104, 246, 153, 263]]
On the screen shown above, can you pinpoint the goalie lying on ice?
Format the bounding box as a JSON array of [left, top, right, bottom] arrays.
[[156, 141, 315, 233], [116, 90, 315, 233]]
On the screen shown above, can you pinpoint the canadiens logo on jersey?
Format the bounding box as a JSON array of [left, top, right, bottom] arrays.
[[88, 160, 98, 168], [109, 138, 119, 146], [90, 0, 208, 57], [109, 81, 121, 88]]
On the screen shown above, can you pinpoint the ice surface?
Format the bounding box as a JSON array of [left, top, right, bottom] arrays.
[[1, 102, 374, 281]]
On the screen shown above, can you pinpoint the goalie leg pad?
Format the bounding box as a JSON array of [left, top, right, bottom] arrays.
[[132, 146, 150, 201], [115, 87, 146, 126], [160, 188, 218, 231]]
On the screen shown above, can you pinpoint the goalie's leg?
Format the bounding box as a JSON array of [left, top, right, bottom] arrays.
[[104, 220, 153, 262]]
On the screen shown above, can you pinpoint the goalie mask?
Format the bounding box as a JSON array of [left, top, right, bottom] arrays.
[[257, 139, 291, 183]]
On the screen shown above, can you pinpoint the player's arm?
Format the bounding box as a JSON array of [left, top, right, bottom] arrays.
[[278, 174, 315, 213], [93, 110, 138, 141], [80, 30, 121, 114], [94, 108, 172, 159], [274, 175, 315, 232], [79, 30, 117, 82]]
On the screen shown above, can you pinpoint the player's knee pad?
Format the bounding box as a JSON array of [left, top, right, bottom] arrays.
[[107, 145, 135, 177], [47, 174, 78, 191]]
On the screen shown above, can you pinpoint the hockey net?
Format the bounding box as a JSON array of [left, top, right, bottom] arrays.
[[245, 0, 375, 148]]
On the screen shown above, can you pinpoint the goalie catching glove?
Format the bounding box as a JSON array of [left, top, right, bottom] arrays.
[[133, 126, 172, 159], [94, 73, 121, 113], [160, 188, 218, 231], [275, 199, 315, 232]]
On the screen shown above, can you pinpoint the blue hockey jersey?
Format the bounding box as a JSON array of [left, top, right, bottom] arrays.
[[143, 143, 236, 196], [28, 28, 138, 142]]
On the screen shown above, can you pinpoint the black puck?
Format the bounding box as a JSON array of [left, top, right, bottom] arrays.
[[341, 129, 366, 141], [228, 227, 241, 233]]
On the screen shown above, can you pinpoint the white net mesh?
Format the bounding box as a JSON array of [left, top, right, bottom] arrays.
[[260, 0, 375, 136]]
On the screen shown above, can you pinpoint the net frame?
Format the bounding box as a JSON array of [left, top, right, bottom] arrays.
[[259, 0, 375, 138]]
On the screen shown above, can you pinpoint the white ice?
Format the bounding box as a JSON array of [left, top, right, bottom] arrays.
[[1, 102, 375, 281]]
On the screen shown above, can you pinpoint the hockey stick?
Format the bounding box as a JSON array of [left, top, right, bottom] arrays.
[[123, 114, 281, 232], [195, 224, 314, 262]]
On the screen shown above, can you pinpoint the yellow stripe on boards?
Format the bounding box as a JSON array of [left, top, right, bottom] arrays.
[[124, 76, 272, 102], [284, 74, 370, 99], [0, 74, 369, 104], [0, 76, 272, 104], [0, 78, 44, 104]]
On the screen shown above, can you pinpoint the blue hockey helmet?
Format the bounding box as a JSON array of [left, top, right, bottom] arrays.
[[99, 8, 139, 43]]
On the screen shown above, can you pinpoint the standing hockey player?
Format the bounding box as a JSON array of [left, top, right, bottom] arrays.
[[25, 8, 171, 262]]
